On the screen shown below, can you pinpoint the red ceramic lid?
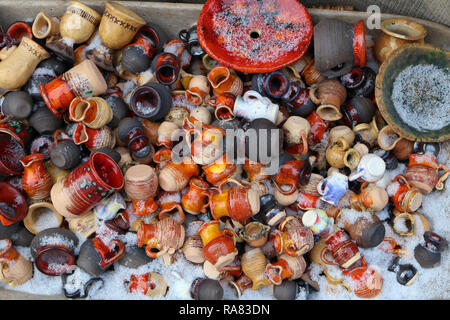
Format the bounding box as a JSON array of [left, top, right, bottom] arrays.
[[197, 0, 313, 73]]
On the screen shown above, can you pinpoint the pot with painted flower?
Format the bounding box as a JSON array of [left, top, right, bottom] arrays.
[[272, 216, 314, 257], [198, 220, 237, 269], [181, 177, 210, 215], [387, 175, 422, 213], [404, 153, 449, 194], [309, 79, 346, 121], [0, 239, 33, 287], [265, 254, 307, 285]]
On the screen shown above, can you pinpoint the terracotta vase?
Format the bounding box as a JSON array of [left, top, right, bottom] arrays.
[[68, 97, 113, 129], [350, 182, 388, 212], [404, 153, 449, 194], [124, 164, 158, 201], [50, 152, 124, 218], [241, 248, 271, 290], [265, 254, 307, 285], [309, 80, 347, 121], [32, 12, 59, 39], [387, 175, 422, 213], [137, 219, 185, 259], [0, 239, 33, 287], [374, 18, 426, 63], [40, 60, 107, 118], [272, 216, 314, 257], [20, 154, 52, 200], [158, 157, 199, 192], [209, 179, 260, 225], [208, 66, 243, 97], [0, 37, 49, 90], [198, 220, 237, 269], [181, 178, 210, 215]]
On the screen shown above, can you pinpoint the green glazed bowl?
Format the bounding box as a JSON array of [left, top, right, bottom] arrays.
[[375, 43, 450, 142]]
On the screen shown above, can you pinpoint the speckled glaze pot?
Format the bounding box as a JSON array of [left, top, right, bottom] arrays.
[[50, 152, 124, 219], [30, 227, 79, 276], [339, 67, 376, 98], [77, 236, 125, 276], [20, 153, 53, 200]]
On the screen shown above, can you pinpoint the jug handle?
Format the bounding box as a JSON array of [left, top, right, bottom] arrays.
[[145, 238, 169, 258], [101, 240, 125, 266], [436, 164, 450, 190], [217, 177, 245, 193], [223, 228, 237, 245], [214, 105, 234, 121], [309, 86, 321, 105], [320, 246, 339, 265], [316, 179, 328, 196], [243, 90, 268, 105], [53, 129, 70, 145], [393, 174, 410, 188], [349, 168, 365, 182], [178, 29, 189, 42]]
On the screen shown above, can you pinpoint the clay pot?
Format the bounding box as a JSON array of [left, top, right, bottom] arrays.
[[118, 245, 154, 269], [179, 25, 203, 56], [51, 152, 124, 218], [272, 216, 314, 257], [186, 123, 225, 166], [30, 227, 79, 276], [0, 37, 49, 90], [6, 21, 32, 42], [326, 137, 360, 170], [404, 153, 449, 194], [349, 153, 386, 183], [137, 219, 185, 259], [181, 178, 210, 215], [387, 175, 423, 213], [130, 83, 172, 121], [285, 83, 317, 118], [203, 154, 237, 186], [336, 209, 385, 248], [350, 182, 389, 212], [208, 66, 243, 97], [72, 123, 116, 150], [252, 71, 290, 100], [329, 125, 355, 146], [127, 272, 167, 298], [244, 118, 284, 163], [24, 200, 63, 235], [20, 153, 52, 200], [190, 278, 224, 300], [342, 97, 376, 128], [340, 67, 376, 98], [0, 221, 19, 240], [0, 182, 28, 227], [68, 97, 113, 129], [234, 90, 280, 124], [313, 19, 355, 77], [265, 254, 307, 285], [32, 12, 59, 40], [150, 52, 180, 86], [321, 230, 361, 269], [241, 247, 271, 290], [182, 235, 205, 264], [29, 107, 63, 134], [254, 194, 286, 227], [0, 239, 33, 287], [50, 137, 81, 170], [40, 60, 107, 118], [209, 179, 260, 225], [310, 80, 347, 121], [124, 165, 158, 201], [158, 157, 199, 192], [302, 209, 334, 238], [185, 74, 210, 106], [2, 91, 33, 120], [344, 262, 382, 299], [273, 280, 301, 300], [77, 236, 125, 276], [282, 116, 310, 156], [197, 220, 237, 269], [298, 173, 324, 196], [374, 18, 426, 63], [239, 222, 271, 248]]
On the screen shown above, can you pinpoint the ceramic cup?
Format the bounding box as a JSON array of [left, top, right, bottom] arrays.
[[317, 171, 349, 206], [233, 90, 279, 124], [349, 154, 386, 182]]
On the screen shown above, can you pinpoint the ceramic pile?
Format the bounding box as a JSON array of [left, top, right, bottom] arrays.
[[0, 0, 448, 300]]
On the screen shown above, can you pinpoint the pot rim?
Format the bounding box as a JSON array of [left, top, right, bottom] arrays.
[[381, 18, 427, 41]]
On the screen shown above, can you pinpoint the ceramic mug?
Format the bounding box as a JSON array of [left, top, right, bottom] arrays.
[[321, 230, 361, 269], [181, 177, 210, 215], [317, 171, 349, 206], [349, 154, 386, 182], [233, 90, 279, 124]]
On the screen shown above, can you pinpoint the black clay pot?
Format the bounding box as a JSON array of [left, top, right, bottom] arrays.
[[117, 117, 144, 143], [24, 74, 55, 101], [62, 266, 104, 299], [342, 96, 376, 127], [11, 224, 34, 246], [396, 264, 417, 286], [2, 91, 33, 120], [252, 71, 290, 100], [373, 148, 398, 170], [179, 25, 204, 56], [340, 67, 376, 98], [39, 55, 69, 76], [29, 107, 63, 134], [76, 239, 108, 277], [254, 194, 286, 227], [244, 118, 284, 163], [190, 278, 224, 300], [118, 245, 154, 269], [359, 220, 386, 248], [121, 46, 152, 74], [414, 242, 441, 269], [50, 139, 81, 170], [413, 142, 441, 158], [0, 220, 19, 239], [30, 134, 55, 160], [273, 280, 298, 300], [92, 147, 121, 164], [105, 94, 129, 128], [314, 19, 354, 77], [129, 83, 172, 121], [284, 82, 317, 118], [424, 231, 447, 252]]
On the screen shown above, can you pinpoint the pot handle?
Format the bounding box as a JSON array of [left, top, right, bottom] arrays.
[[178, 29, 189, 42], [393, 174, 410, 188], [436, 164, 450, 191], [215, 105, 235, 121], [200, 191, 211, 214], [145, 238, 169, 258], [316, 179, 328, 196], [309, 87, 321, 105], [320, 246, 338, 265], [299, 129, 309, 156], [243, 90, 269, 106], [223, 228, 237, 245], [101, 240, 125, 267], [217, 177, 245, 193], [53, 129, 69, 145], [349, 168, 365, 182], [285, 241, 309, 257]]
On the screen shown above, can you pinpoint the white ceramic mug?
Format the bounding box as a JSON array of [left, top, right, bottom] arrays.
[[233, 90, 279, 123], [349, 154, 386, 182]]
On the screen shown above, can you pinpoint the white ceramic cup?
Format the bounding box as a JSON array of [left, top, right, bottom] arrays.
[[233, 90, 279, 123], [349, 154, 386, 182]]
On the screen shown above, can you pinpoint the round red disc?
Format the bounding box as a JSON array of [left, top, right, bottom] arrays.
[[197, 0, 313, 73]]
